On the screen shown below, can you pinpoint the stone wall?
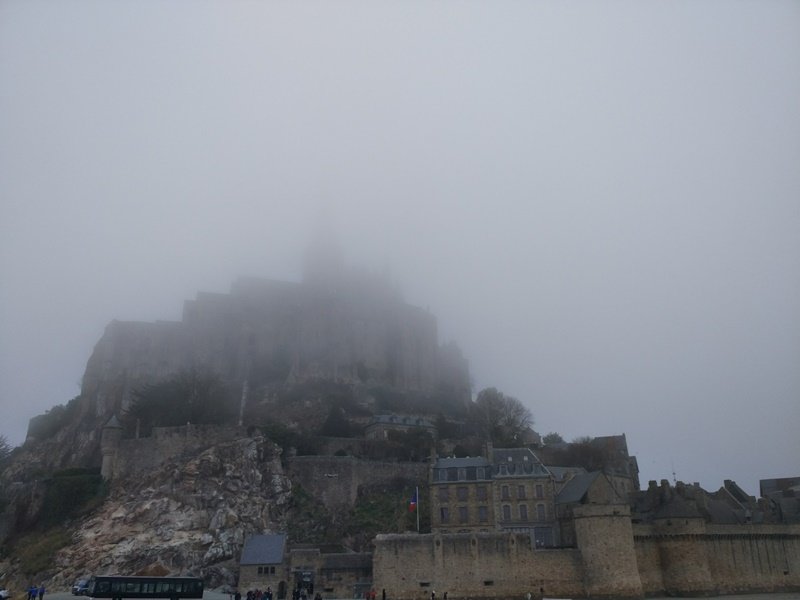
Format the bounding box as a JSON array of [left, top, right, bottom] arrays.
[[573, 504, 642, 598], [286, 456, 428, 510], [111, 425, 245, 480], [373, 532, 584, 600], [374, 514, 800, 599], [634, 521, 800, 596]]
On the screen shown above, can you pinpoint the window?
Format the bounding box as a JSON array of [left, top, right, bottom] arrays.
[[458, 506, 468, 523], [537, 504, 546, 521], [258, 567, 263, 574], [458, 468, 467, 480], [502, 505, 511, 520], [501, 485, 510, 500], [457, 486, 468, 501], [535, 484, 544, 499], [476, 467, 485, 479], [519, 504, 528, 521], [534, 527, 553, 548], [270, 567, 275, 574], [476, 486, 487, 501], [438, 487, 450, 502], [440, 507, 450, 523], [478, 506, 488, 522], [517, 485, 526, 499]]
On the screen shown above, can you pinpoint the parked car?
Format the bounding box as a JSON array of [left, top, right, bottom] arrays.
[[72, 580, 89, 596], [0, 587, 11, 600]]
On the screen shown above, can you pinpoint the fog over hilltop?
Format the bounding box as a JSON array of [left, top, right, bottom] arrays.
[[1, 1, 799, 496]]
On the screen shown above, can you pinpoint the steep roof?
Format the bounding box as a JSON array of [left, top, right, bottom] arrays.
[[547, 466, 587, 482], [241, 534, 286, 565], [492, 448, 549, 477], [556, 471, 602, 505]]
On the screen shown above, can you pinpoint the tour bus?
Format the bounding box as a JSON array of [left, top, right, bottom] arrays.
[[87, 576, 204, 600]]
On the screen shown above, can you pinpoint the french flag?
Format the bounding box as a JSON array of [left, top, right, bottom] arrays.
[[408, 488, 418, 512]]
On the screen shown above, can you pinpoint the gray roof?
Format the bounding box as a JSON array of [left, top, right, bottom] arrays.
[[556, 471, 602, 504], [547, 466, 587, 481], [241, 534, 286, 565], [434, 456, 491, 469], [492, 448, 549, 477]]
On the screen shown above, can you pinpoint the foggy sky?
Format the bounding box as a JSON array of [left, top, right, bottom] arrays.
[[1, 1, 798, 496]]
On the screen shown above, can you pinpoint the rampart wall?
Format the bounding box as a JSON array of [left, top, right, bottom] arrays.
[[111, 425, 245, 480], [286, 456, 428, 509], [374, 533, 584, 600], [374, 516, 800, 599], [634, 521, 800, 596]]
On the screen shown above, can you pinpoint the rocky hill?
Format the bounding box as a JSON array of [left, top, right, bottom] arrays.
[[0, 251, 472, 590]]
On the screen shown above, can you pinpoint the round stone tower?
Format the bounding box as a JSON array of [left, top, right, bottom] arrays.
[[573, 503, 644, 598]]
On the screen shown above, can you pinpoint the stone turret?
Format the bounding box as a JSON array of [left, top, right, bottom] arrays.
[[573, 504, 643, 598]]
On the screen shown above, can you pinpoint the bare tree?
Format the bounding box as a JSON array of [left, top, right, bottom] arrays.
[[473, 387, 533, 446]]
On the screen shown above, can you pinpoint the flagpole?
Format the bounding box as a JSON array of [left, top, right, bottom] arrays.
[[416, 486, 420, 533]]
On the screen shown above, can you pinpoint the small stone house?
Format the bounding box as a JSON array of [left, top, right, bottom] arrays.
[[239, 534, 287, 595]]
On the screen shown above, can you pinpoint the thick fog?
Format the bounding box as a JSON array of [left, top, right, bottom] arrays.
[[1, 2, 798, 496]]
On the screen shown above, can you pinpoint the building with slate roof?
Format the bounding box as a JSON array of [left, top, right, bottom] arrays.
[[429, 445, 558, 546], [239, 534, 287, 593], [239, 535, 373, 599]]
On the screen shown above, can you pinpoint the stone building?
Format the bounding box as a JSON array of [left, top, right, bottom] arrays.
[[239, 535, 373, 599], [429, 446, 557, 546], [239, 534, 287, 595], [430, 456, 494, 533], [70, 245, 471, 446], [491, 447, 555, 546], [555, 470, 623, 546]]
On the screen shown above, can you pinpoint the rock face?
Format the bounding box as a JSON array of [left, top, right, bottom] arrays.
[[51, 431, 291, 589]]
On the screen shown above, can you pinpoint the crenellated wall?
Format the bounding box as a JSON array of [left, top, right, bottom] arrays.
[[634, 521, 800, 596], [374, 514, 800, 599]]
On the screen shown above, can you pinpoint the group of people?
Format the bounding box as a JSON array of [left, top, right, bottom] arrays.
[[26, 585, 45, 600], [235, 588, 273, 600]]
